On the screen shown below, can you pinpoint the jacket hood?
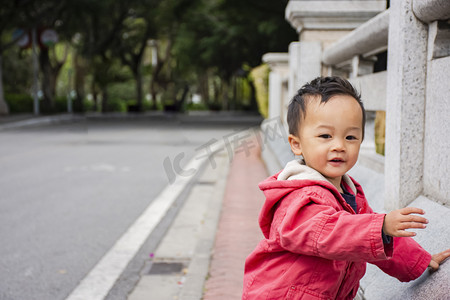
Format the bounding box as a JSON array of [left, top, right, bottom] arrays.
[[258, 160, 357, 238]]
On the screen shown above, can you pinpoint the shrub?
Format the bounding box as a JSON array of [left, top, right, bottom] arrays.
[[4, 93, 33, 113]]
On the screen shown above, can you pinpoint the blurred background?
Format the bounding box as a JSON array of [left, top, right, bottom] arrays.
[[0, 0, 297, 116], [2, 0, 450, 299]]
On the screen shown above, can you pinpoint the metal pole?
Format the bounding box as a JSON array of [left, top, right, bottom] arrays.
[[32, 28, 39, 115]]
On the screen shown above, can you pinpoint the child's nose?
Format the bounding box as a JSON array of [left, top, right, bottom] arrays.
[[332, 139, 345, 151]]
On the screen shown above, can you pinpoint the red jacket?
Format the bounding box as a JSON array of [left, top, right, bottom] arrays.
[[243, 161, 431, 300]]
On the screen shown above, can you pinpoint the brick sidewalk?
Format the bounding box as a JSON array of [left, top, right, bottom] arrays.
[[203, 137, 268, 300]]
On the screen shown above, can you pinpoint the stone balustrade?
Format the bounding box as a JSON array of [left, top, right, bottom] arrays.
[[260, 1, 450, 298], [321, 10, 389, 66]]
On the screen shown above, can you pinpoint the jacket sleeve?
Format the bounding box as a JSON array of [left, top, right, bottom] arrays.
[[369, 236, 431, 282], [277, 190, 392, 262]]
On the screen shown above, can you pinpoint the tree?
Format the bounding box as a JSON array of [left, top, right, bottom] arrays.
[[61, 0, 131, 112], [171, 0, 297, 110], [20, 0, 67, 113], [0, 1, 35, 114], [114, 0, 160, 112]]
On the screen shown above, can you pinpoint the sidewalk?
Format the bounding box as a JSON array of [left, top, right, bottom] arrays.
[[202, 137, 267, 299], [127, 135, 268, 300]]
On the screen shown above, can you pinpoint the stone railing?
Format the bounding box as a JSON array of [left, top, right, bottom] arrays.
[[322, 10, 389, 67], [321, 10, 390, 174], [262, 1, 450, 297]]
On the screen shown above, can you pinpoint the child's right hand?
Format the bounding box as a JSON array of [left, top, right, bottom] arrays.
[[383, 207, 428, 237]]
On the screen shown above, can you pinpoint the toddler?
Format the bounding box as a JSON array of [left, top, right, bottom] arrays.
[[243, 76, 450, 299]]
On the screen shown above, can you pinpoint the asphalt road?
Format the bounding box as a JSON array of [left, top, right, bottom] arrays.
[[0, 115, 262, 300]]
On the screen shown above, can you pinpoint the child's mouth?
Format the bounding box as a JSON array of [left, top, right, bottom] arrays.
[[329, 158, 345, 165]]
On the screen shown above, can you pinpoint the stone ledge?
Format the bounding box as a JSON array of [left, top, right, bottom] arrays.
[[262, 53, 289, 67], [322, 9, 389, 65], [360, 196, 450, 300], [413, 0, 450, 23], [285, 0, 386, 32]]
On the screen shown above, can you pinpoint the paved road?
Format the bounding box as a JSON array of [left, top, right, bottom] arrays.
[[0, 115, 261, 300]]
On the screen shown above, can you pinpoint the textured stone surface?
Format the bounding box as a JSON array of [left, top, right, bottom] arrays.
[[384, 0, 428, 210], [360, 196, 450, 300], [322, 10, 389, 65], [263, 53, 289, 120], [349, 71, 387, 111], [412, 0, 450, 23], [288, 42, 302, 99], [423, 56, 450, 206], [428, 21, 450, 60], [285, 0, 386, 32], [268, 72, 282, 120], [298, 41, 322, 86]]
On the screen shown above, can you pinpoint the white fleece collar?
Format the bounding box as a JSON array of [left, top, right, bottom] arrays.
[[277, 159, 356, 195]]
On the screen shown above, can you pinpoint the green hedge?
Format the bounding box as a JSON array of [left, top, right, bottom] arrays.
[[5, 93, 33, 113]]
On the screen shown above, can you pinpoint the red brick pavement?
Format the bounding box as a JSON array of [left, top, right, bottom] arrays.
[[203, 137, 269, 300]]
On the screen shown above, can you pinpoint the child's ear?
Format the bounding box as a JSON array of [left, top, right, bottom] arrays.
[[288, 134, 302, 156]]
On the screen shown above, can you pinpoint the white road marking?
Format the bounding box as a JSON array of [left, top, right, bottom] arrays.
[[65, 142, 224, 300]]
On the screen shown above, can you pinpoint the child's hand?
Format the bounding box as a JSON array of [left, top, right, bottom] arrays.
[[429, 249, 450, 271], [383, 207, 428, 237]]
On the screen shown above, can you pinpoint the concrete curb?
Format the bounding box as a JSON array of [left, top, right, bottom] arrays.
[[0, 112, 264, 131], [0, 114, 85, 130], [127, 150, 230, 300]]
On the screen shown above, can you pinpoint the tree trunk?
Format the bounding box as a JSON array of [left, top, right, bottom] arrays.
[[176, 85, 189, 110], [149, 79, 158, 110], [222, 80, 229, 110], [135, 68, 143, 112], [248, 78, 258, 112], [39, 47, 55, 112], [0, 52, 9, 115], [198, 72, 209, 105], [92, 80, 98, 112], [39, 47, 65, 113], [74, 53, 86, 113], [101, 86, 108, 113]]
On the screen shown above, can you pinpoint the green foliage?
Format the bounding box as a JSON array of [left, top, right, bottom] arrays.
[[2, 48, 33, 94], [4, 93, 33, 113], [5, 93, 93, 114], [186, 102, 208, 111], [1, 0, 296, 114], [106, 98, 127, 112], [250, 64, 269, 118], [108, 80, 137, 101]]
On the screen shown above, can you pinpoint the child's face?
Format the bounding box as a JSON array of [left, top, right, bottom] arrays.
[[288, 95, 363, 191]]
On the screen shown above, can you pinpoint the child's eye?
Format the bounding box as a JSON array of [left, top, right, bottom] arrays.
[[319, 134, 331, 139], [346, 136, 357, 140]]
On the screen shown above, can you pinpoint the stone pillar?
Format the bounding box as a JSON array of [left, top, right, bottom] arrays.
[[297, 41, 322, 86], [262, 53, 289, 120], [268, 72, 282, 120], [288, 42, 301, 99], [384, 0, 428, 210], [284, 0, 386, 91]]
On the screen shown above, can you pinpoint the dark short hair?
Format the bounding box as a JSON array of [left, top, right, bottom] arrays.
[[287, 76, 366, 140]]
